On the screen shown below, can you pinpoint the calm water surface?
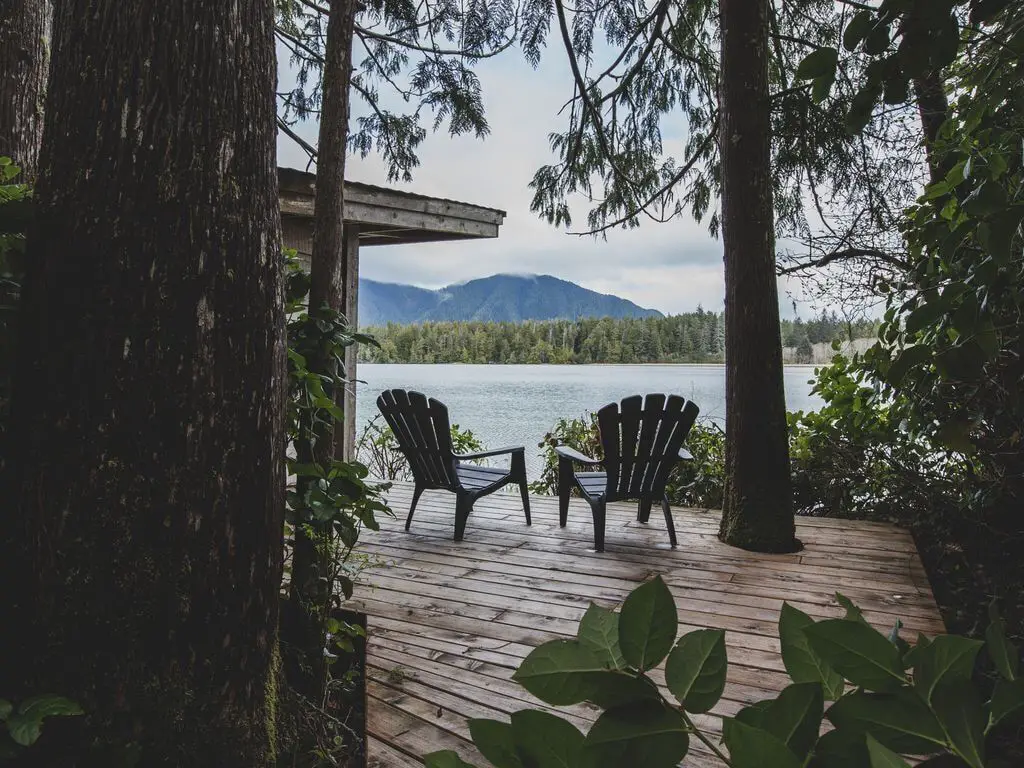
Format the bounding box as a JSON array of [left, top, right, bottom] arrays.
[[355, 364, 821, 476]]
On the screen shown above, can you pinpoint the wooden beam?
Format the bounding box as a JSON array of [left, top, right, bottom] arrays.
[[280, 194, 500, 240]]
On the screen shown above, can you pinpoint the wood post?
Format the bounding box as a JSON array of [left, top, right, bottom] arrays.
[[340, 221, 360, 461]]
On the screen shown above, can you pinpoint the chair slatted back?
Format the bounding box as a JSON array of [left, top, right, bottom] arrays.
[[376, 389, 457, 489], [597, 394, 699, 501]]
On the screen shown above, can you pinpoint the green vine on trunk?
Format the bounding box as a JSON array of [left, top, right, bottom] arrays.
[[280, 251, 391, 761]]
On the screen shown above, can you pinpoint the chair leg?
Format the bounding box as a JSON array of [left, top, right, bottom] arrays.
[[518, 480, 532, 526], [454, 493, 472, 542], [638, 497, 653, 523], [558, 456, 572, 527], [405, 484, 424, 531], [662, 496, 677, 548], [590, 500, 607, 552]]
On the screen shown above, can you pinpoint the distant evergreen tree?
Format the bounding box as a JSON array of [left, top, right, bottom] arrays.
[[359, 312, 877, 365]]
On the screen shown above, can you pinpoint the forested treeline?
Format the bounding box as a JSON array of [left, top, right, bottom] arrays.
[[359, 311, 877, 364]]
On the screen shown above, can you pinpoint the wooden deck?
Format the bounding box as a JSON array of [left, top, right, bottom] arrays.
[[352, 481, 946, 767]]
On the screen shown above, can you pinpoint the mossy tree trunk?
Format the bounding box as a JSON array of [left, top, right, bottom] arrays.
[[284, 0, 358, 700], [717, 0, 800, 554], [0, 0, 50, 182], [3, 0, 285, 764]]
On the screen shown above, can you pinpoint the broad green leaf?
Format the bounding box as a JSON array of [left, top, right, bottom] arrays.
[[912, 635, 983, 703], [512, 640, 606, 705], [618, 576, 677, 671], [934, 420, 975, 453], [721, 718, 802, 768], [970, 0, 1012, 23], [468, 719, 523, 768], [813, 729, 869, 768], [425, 751, 480, 768], [5, 713, 42, 747], [778, 603, 844, 700], [883, 77, 909, 105], [923, 180, 952, 200], [584, 670, 661, 709], [886, 345, 932, 387], [932, 682, 985, 768], [825, 689, 946, 755], [796, 47, 839, 81], [902, 633, 931, 670], [812, 71, 836, 103], [510, 710, 584, 768], [578, 604, 626, 670], [664, 629, 727, 713], [865, 734, 911, 768], [805, 619, 906, 692], [988, 678, 1024, 731], [985, 605, 1019, 681], [734, 683, 823, 759], [863, 24, 890, 55], [580, 701, 688, 768], [963, 180, 1007, 216], [0, 700, 10, 721], [843, 10, 875, 51]]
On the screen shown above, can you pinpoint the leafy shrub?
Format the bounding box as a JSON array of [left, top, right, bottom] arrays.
[[357, 413, 484, 482], [788, 353, 967, 521], [425, 577, 1024, 768], [0, 695, 82, 761]]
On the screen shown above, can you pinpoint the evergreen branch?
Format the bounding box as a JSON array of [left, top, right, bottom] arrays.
[[356, 24, 518, 58], [571, 121, 717, 236], [776, 247, 910, 276]]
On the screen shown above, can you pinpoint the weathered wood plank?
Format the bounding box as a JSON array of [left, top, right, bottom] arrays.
[[358, 480, 946, 763]]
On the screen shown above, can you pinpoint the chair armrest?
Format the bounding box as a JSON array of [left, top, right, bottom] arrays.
[[455, 446, 524, 460], [679, 448, 694, 462], [554, 444, 602, 465]]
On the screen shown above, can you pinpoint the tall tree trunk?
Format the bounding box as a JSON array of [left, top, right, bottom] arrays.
[[913, 74, 949, 183], [284, 0, 358, 699], [717, 0, 799, 553], [4, 1, 285, 764], [0, 0, 51, 182], [900, 4, 950, 183]]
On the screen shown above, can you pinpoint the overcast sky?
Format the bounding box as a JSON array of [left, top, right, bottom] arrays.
[[276, 45, 809, 317]]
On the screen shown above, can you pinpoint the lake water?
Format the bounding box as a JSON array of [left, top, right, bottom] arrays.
[[355, 364, 822, 476]]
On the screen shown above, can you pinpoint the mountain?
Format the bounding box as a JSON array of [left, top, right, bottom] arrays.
[[358, 274, 662, 326]]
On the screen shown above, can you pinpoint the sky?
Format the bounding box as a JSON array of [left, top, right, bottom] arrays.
[[276, 41, 809, 318]]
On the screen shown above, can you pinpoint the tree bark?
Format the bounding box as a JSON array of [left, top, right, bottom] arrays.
[[4, 1, 285, 764], [0, 0, 50, 182], [913, 74, 949, 183], [284, 0, 358, 700], [717, 0, 799, 553]]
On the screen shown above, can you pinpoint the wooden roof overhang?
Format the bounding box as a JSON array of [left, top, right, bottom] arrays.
[[278, 166, 506, 250]]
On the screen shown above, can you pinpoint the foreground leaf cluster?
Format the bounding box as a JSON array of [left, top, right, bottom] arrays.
[[425, 577, 1023, 768]]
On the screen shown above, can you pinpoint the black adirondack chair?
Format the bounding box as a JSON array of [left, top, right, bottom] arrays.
[[556, 394, 699, 552], [376, 389, 531, 541]]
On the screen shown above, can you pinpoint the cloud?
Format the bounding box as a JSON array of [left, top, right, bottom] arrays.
[[277, 44, 810, 318]]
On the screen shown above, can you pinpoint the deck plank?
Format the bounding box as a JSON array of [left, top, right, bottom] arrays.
[[359, 480, 945, 766]]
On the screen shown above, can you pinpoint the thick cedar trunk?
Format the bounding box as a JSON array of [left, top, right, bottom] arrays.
[[285, 0, 358, 699], [0, 0, 50, 182], [4, 1, 285, 764], [717, 0, 799, 553]]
